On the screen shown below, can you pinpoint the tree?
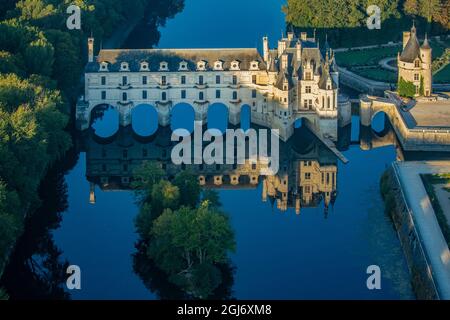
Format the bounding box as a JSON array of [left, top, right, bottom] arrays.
[[150, 180, 180, 215], [173, 170, 201, 208], [398, 77, 416, 98], [23, 37, 54, 76], [404, 0, 419, 15], [148, 202, 236, 298]]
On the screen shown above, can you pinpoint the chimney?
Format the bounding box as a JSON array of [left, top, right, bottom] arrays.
[[88, 36, 94, 62], [402, 32, 411, 49], [287, 32, 294, 41], [296, 41, 302, 62], [301, 32, 307, 41], [263, 36, 269, 62], [278, 40, 286, 58], [281, 54, 288, 70], [89, 182, 96, 204]]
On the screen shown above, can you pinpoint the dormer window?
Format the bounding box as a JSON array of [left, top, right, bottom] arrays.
[[197, 60, 207, 71], [120, 62, 129, 71], [159, 61, 169, 71], [99, 62, 109, 72], [250, 61, 259, 70], [179, 61, 188, 71], [415, 60, 420, 68], [230, 60, 240, 71], [140, 62, 149, 71], [214, 61, 223, 70]]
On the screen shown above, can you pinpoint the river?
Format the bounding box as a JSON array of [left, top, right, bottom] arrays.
[[0, 0, 415, 299]]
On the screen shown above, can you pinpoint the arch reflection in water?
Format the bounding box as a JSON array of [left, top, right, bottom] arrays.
[[207, 103, 228, 133], [240, 104, 251, 131], [90, 104, 120, 138], [171, 103, 195, 134], [131, 104, 159, 137], [81, 126, 339, 214]]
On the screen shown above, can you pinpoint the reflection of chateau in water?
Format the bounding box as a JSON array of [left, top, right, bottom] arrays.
[[81, 126, 340, 214]]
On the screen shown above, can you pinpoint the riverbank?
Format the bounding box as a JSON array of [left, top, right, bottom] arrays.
[[380, 161, 450, 299]]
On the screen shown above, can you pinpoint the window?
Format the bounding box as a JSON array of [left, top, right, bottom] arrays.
[[284, 98, 287, 103], [122, 76, 127, 85], [123, 149, 128, 159], [305, 186, 310, 193], [140, 62, 149, 71], [252, 89, 257, 98], [161, 76, 167, 85], [252, 75, 257, 84], [309, 99, 313, 108], [232, 75, 237, 85], [120, 62, 129, 71], [415, 60, 420, 68], [305, 173, 311, 180], [305, 86, 311, 93], [283, 85, 288, 91], [160, 62, 168, 71], [101, 91, 106, 100], [199, 91, 204, 100], [179, 61, 188, 70], [414, 74, 419, 81], [181, 90, 186, 99], [327, 97, 330, 109], [199, 75, 204, 85], [142, 76, 147, 85], [304, 100, 308, 108], [102, 164, 106, 172], [102, 149, 106, 158], [252, 164, 257, 170], [143, 149, 148, 157], [216, 75, 221, 84], [122, 92, 127, 101], [142, 90, 147, 99], [162, 92, 167, 101], [101, 76, 106, 85], [216, 90, 221, 99], [123, 164, 128, 172], [232, 91, 238, 100], [181, 75, 186, 84], [305, 72, 312, 80]]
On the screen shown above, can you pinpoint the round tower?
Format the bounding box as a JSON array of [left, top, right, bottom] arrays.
[[420, 34, 432, 97]]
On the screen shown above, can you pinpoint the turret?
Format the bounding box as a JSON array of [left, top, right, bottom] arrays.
[[263, 36, 269, 63], [420, 34, 433, 96], [88, 36, 94, 63]]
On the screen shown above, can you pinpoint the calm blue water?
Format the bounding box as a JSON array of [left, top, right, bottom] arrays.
[[2, 0, 414, 299]]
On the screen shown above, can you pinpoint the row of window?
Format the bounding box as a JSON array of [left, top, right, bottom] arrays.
[[100, 60, 261, 72], [101, 89, 256, 101], [103, 75, 243, 86]]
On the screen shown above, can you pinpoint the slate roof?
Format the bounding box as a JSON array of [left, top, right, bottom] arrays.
[[400, 31, 421, 63], [86, 48, 266, 72]]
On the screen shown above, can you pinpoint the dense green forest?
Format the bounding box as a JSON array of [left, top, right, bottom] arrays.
[[0, 0, 180, 295], [284, 0, 449, 47]]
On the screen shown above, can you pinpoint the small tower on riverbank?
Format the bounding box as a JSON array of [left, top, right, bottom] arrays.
[[397, 23, 433, 97]]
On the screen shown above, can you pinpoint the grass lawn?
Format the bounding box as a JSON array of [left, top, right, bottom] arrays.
[[434, 64, 450, 83], [335, 46, 401, 67], [352, 68, 397, 83]]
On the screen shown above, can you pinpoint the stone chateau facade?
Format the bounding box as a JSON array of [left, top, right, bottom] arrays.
[[398, 23, 432, 97], [76, 31, 351, 141]]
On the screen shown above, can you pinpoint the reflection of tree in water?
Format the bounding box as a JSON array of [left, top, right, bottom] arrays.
[[131, 164, 236, 299], [123, 0, 185, 48], [133, 241, 235, 300], [0, 145, 79, 299]]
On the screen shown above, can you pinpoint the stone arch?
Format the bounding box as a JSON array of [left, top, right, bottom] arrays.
[[90, 103, 119, 138], [240, 104, 251, 131], [171, 102, 195, 134], [370, 110, 390, 138], [207, 102, 229, 133], [131, 103, 159, 137]]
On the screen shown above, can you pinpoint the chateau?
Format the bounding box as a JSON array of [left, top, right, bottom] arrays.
[[76, 31, 350, 141], [398, 23, 432, 97]]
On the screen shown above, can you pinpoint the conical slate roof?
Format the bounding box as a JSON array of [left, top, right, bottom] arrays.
[[400, 29, 420, 63]]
